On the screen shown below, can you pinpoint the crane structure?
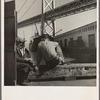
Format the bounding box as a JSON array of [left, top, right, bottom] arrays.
[[41, 0, 55, 36], [18, 0, 97, 36]]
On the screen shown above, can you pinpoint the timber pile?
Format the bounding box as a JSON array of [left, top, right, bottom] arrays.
[[28, 63, 96, 81]]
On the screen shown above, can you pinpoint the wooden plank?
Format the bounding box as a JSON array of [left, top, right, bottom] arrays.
[[28, 64, 96, 82], [28, 75, 96, 82], [5, 44, 15, 52], [4, 52, 16, 85], [5, 10, 15, 18], [57, 63, 96, 68], [4, 1, 16, 85], [5, 18, 15, 44], [5, 1, 15, 18]]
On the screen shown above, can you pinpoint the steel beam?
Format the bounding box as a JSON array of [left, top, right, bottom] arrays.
[[41, 0, 55, 36], [18, 0, 96, 28]]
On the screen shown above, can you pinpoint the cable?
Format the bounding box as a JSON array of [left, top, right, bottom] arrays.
[[18, 0, 37, 22], [35, 24, 39, 33], [18, 0, 37, 21], [17, 0, 28, 14]]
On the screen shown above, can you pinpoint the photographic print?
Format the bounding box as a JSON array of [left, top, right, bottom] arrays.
[[4, 0, 97, 86]]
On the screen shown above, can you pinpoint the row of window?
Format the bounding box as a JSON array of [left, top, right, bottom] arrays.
[[65, 24, 96, 36], [55, 23, 96, 38], [57, 36, 83, 48], [57, 34, 95, 48]]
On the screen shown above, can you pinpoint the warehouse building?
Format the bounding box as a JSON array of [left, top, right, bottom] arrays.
[[55, 22, 96, 48]]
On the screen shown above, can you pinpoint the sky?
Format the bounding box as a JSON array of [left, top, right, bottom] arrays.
[[5, 0, 74, 22], [15, 0, 74, 22], [5, 0, 97, 44]]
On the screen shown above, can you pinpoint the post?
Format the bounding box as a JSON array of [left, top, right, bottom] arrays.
[[52, 0, 55, 37], [41, 0, 44, 35], [41, 0, 56, 36], [52, 20, 55, 37], [5, 1, 16, 85]]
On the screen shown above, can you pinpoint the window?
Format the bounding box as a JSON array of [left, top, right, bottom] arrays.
[[88, 27, 90, 31], [79, 29, 81, 33], [78, 36, 82, 40], [88, 34, 95, 48], [60, 40, 62, 47], [85, 28, 87, 32], [95, 25, 97, 29], [80, 29, 82, 33], [83, 28, 86, 32], [82, 28, 84, 32], [92, 25, 94, 30], [90, 26, 93, 30], [77, 36, 84, 47], [64, 39, 67, 47], [69, 38, 74, 47], [70, 38, 73, 41]]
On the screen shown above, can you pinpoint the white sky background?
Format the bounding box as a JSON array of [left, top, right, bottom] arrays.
[[5, 0, 97, 44]]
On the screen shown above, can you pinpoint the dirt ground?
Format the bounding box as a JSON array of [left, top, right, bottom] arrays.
[[21, 79, 96, 86]]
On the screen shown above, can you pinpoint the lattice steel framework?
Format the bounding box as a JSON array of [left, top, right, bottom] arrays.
[[41, 0, 55, 36], [18, 0, 97, 32]]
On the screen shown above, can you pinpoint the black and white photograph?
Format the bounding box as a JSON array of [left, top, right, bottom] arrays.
[[4, 0, 97, 87]]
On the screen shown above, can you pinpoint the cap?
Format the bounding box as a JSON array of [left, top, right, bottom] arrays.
[[16, 37, 26, 45]]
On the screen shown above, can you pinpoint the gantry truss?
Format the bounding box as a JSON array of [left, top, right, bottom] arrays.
[[18, 0, 97, 29], [41, 0, 55, 36]]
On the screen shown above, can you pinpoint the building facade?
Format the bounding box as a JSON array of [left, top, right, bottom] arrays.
[[54, 22, 97, 48]]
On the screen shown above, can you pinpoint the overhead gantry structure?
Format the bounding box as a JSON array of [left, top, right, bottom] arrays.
[[17, 0, 97, 36]]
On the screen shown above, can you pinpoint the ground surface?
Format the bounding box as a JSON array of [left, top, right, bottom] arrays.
[[21, 79, 96, 86], [19, 57, 96, 86]]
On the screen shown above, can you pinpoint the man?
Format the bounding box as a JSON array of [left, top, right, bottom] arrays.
[[35, 34, 65, 72], [16, 38, 33, 84]]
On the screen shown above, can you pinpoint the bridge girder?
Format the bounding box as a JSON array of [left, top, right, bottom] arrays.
[[18, 0, 97, 28]]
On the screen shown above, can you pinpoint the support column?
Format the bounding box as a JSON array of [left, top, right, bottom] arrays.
[[5, 1, 16, 85], [41, 0, 56, 37]]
